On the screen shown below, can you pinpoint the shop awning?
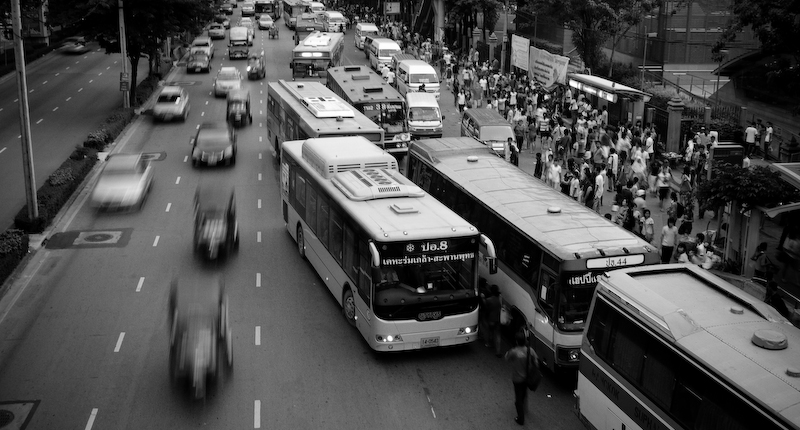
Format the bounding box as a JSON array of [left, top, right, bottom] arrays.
[[568, 73, 652, 104], [759, 163, 800, 218]]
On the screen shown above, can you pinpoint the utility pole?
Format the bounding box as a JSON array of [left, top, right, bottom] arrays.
[[118, 0, 130, 108], [11, 0, 37, 219]]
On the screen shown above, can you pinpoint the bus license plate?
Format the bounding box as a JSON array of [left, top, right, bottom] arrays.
[[421, 337, 439, 348]]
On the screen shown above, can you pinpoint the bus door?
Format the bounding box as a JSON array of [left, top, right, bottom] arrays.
[[352, 238, 373, 337], [533, 269, 557, 363]]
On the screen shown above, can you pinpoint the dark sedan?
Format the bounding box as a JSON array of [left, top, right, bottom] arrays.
[[186, 53, 211, 73], [191, 122, 237, 167]]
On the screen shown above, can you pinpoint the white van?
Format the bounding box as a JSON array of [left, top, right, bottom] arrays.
[[406, 92, 444, 139], [354, 23, 379, 49], [368, 38, 402, 72], [308, 1, 326, 15], [396, 59, 440, 100], [321, 11, 346, 33]]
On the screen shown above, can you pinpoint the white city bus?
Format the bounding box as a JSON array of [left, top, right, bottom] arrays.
[[577, 264, 800, 430], [406, 137, 660, 370], [280, 136, 496, 351], [266, 80, 384, 158]]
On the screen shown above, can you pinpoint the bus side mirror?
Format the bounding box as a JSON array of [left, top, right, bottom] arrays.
[[480, 234, 498, 274]]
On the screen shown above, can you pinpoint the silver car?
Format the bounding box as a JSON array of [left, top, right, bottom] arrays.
[[208, 23, 226, 40], [153, 86, 190, 122], [90, 154, 154, 211], [213, 67, 242, 97]]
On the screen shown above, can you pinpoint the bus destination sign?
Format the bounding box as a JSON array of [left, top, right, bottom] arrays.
[[585, 254, 645, 270]]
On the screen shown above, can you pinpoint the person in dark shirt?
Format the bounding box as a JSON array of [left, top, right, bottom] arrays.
[[483, 285, 503, 357]]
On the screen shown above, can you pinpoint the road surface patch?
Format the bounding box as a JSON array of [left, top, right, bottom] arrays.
[[45, 229, 132, 249], [0, 400, 39, 430]]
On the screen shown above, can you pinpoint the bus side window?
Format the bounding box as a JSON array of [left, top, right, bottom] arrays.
[[357, 240, 372, 302], [329, 207, 343, 264], [318, 196, 329, 248]]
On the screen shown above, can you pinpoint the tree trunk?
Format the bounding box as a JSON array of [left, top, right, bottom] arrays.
[[128, 54, 139, 107]]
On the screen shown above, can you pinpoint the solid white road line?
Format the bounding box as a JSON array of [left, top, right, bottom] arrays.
[[256, 273, 261, 287], [254, 400, 261, 429], [153, 236, 160, 247], [84, 408, 98, 430], [255, 326, 261, 345], [114, 332, 125, 352], [136, 277, 145, 292]]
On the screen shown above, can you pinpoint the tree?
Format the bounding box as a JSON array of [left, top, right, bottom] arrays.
[[445, 0, 501, 52], [604, 0, 658, 78], [48, 0, 214, 105], [696, 163, 800, 212]]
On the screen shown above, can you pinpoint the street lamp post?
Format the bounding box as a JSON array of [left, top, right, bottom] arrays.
[[118, 0, 130, 108]]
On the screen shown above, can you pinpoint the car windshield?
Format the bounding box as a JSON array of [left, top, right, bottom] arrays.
[[409, 106, 440, 121], [189, 55, 208, 62], [378, 48, 400, 58], [157, 94, 181, 103], [480, 125, 514, 141], [410, 73, 438, 84], [197, 129, 230, 148], [218, 72, 239, 80], [193, 40, 210, 47]]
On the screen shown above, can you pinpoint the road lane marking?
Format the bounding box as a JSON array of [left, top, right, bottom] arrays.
[[53, 107, 58, 111], [165, 203, 172, 212], [75, 61, 79, 64], [196, 124, 200, 129], [258, 136, 262, 142], [183, 155, 188, 162], [258, 173, 262, 181], [257, 199, 261, 209], [66, 97, 71, 101], [260, 90, 263, 94], [13, 98, 17, 102], [55, 73, 59, 76], [42, 80, 48, 85], [106, 66, 111, 70], [175, 176, 181, 184], [89, 79, 93, 83], [0, 148, 5, 154], [36, 119, 43, 124], [114, 332, 125, 352], [28, 89, 34, 93], [260, 99, 263, 103], [66, 66, 70, 70], [201, 111, 205, 117], [84, 408, 98, 430], [136, 277, 145, 292], [153, 236, 160, 247], [98, 72, 102, 76], [254, 400, 261, 428], [255, 326, 261, 345], [258, 122, 262, 127], [256, 273, 261, 287], [78, 88, 83, 92], [258, 153, 262, 159], [205, 101, 209, 105], [259, 110, 263, 115], [257, 231, 261, 243]]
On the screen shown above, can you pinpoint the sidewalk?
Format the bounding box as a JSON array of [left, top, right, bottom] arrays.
[[436, 75, 720, 255]]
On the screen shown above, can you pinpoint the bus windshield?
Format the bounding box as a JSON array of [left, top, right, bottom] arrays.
[[292, 59, 329, 78], [361, 102, 406, 132], [479, 125, 514, 141], [556, 279, 595, 332], [409, 106, 440, 121]]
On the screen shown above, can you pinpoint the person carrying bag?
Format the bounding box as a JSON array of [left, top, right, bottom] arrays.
[[505, 330, 541, 425]]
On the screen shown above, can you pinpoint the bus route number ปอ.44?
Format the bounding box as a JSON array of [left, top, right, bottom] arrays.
[[585, 255, 645, 270]]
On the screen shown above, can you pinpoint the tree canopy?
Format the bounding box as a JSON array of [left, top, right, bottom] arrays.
[[696, 163, 800, 211]]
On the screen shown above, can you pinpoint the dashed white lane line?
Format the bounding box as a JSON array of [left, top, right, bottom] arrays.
[[28, 89, 34, 93], [136, 277, 145, 292], [259, 110, 263, 115], [257, 173, 262, 181], [66, 97, 71, 101], [13, 98, 17, 102], [254, 400, 261, 428], [205, 100, 209, 105], [153, 236, 160, 247], [175, 176, 181, 184], [0, 148, 6, 154], [258, 122, 262, 127], [78, 88, 83, 92], [257, 199, 261, 209], [114, 332, 125, 352], [258, 136, 262, 142], [201, 111, 205, 117], [98, 72, 103, 76], [183, 155, 188, 162], [106, 66, 111, 70], [257, 231, 262, 243], [89, 79, 93, 83], [53, 107, 58, 112], [255, 326, 261, 345], [166, 203, 172, 212], [42, 80, 48, 85], [36, 119, 43, 124], [66, 66, 70, 70], [55, 73, 59, 76], [84, 408, 98, 430], [256, 273, 261, 287], [258, 153, 262, 159]]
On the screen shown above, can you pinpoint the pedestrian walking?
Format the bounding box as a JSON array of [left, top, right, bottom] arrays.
[[660, 217, 679, 263], [483, 285, 503, 356], [504, 331, 538, 426], [750, 242, 774, 280]]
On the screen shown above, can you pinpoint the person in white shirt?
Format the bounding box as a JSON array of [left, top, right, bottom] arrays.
[[644, 132, 655, 156], [764, 121, 774, 154], [386, 69, 395, 85], [381, 64, 390, 80], [744, 122, 758, 156], [547, 156, 562, 190], [607, 149, 619, 191], [479, 76, 488, 99]]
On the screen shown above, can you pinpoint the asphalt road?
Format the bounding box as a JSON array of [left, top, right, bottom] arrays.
[[0, 45, 147, 230], [0, 14, 584, 430]]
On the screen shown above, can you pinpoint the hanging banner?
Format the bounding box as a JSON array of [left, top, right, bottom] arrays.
[[510, 34, 530, 71], [528, 46, 570, 89]]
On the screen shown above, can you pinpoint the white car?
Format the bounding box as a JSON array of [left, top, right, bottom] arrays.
[[153, 86, 190, 122], [241, 1, 255, 16], [214, 67, 243, 97], [257, 15, 274, 30], [191, 36, 214, 58], [208, 23, 226, 40], [90, 154, 154, 211]]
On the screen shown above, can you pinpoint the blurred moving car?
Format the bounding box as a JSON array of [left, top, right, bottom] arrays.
[[186, 52, 211, 73], [246, 51, 266, 80], [214, 14, 231, 29], [241, 1, 255, 16], [213, 66, 242, 97], [90, 153, 154, 211], [191, 36, 214, 58], [191, 122, 237, 167], [257, 14, 274, 30], [168, 274, 233, 399], [239, 19, 255, 45], [219, 3, 234, 14], [208, 23, 226, 40], [60, 36, 90, 54], [227, 89, 252, 127], [153, 86, 190, 122], [193, 184, 240, 259]]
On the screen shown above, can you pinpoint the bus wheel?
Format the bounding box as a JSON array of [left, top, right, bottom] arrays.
[[342, 289, 356, 327], [296, 225, 306, 259]]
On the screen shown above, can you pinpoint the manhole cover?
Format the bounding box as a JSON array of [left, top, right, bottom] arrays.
[[0, 409, 15, 428], [83, 233, 114, 242]]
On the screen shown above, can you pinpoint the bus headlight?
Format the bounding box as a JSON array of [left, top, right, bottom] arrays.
[[556, 346, 581, 363], [458, 325, 478, 335], [376, 334, 403, 343], [393, 132, 411, 142]]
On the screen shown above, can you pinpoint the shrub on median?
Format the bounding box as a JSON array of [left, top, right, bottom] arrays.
[[0, 229, 29, 286], [14, 148, 98, 233]]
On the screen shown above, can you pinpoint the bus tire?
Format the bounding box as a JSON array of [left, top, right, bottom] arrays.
[[296, 224, 306, 259], [342, 288, 356, 327]]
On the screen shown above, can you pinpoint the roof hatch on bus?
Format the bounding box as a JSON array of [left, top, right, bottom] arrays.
[[301, 137, 397, 178], [363, 86, 383, 93], [332, 169, 425, 201], [301, 96, 354, 118], [303, 32, 332, 47]]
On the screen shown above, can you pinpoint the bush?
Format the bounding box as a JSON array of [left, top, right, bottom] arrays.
[[134, 75, 161, 106], [14, 149, 98, 233], [82, 108, 135, 151], [0, 229, 29, 286]]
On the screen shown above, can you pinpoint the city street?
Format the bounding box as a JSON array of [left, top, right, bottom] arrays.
[[0, 45, 147, 229], [0, 14, 583, 430]]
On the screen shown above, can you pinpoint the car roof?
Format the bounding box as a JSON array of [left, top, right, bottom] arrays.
[[218, 67, 239, 75], [464, 108, 508, 124], [105, 153, 142, 171], [192, 36, 211, 42], [160, 85, 184, 95], [195, 183, 234, 212]]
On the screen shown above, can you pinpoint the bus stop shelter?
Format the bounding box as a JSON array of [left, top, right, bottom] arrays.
[[567, 73, 652, 128]]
